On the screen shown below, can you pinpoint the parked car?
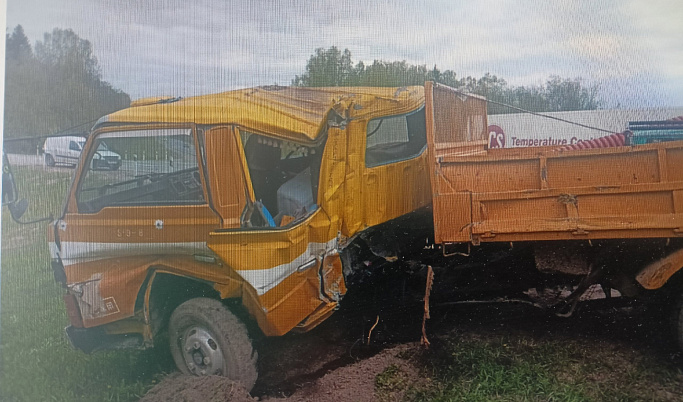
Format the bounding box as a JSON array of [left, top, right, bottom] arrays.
[[43, 135, 121, 170]]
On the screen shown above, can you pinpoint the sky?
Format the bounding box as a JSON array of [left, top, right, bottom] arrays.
[[5, 0, 683, 107]]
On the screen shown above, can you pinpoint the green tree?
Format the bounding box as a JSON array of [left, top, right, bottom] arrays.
[[293, 47, 462, 88], [35, 28, 101, 83], [4, 25, 45, 151], [6, 25, 32, 62], [293, 46, 356, 87], [461, 73, 512, 114], [4, 26, 131, 153], [293, 47, 601, 114], [508, 85, 550, 112], [543, 76, 600, 112]]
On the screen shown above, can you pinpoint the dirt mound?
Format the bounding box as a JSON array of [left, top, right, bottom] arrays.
[[140, 344, 422, 402], [139, 373, 255, 402], [263, 344, 420, 402]]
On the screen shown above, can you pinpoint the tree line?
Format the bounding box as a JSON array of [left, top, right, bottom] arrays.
[[4, 33, 600, 154], [4, 25, 131, 153], [293, 47, 600, 114]]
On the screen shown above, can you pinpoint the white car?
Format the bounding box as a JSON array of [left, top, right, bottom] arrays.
[[43, 136, 121, 170]]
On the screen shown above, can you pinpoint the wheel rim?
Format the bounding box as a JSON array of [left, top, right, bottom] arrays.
[[180, 327, 225, 376]]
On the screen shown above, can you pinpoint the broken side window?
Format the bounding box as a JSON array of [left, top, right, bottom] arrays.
[[365, 107, 427, 168], [239, 131, 322, 227]]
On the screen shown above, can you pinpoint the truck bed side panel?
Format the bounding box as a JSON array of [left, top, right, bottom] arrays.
[[425, 82, 683, 244]]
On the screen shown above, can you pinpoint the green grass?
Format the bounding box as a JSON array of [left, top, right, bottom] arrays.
[[1, 166, 173, 402], [375, 363, 415, 402], [417, 337, 592, 401], [4, 166, 683, 401], [375, 332, 683, 402]]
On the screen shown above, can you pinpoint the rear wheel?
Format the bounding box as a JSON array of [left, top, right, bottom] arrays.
[[45, 154, 55, 167], [168, 298, 258, 391]]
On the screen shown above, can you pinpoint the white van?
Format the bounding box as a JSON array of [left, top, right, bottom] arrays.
[[43, 136, 121, 170]]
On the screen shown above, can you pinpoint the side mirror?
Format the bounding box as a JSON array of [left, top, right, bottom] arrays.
[[2, 151, 51, 224], [7, 198, 28, 220], [2, 152, 18, 204], [2, 153, 28, 220]]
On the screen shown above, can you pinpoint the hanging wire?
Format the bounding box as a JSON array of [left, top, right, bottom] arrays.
[[3, 117, 100, 143], [449, 87, 616, 135], [484, 98, 615, 134]]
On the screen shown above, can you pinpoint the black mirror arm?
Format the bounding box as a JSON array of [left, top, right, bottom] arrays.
[[12, 212, 54, 225], [7, 198, 53, 224]]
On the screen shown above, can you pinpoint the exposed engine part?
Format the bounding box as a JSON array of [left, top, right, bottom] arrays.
[[341, 208, 434, 286]]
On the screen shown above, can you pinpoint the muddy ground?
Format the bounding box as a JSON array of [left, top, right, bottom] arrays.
[[141, 344, 420, 402], [140, 281, 683, 402]]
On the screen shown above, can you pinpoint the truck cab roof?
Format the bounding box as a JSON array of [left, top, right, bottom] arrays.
[[95, 85, 425, 143]]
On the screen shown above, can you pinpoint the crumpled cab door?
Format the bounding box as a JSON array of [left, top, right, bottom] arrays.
[[207, 209, 344, 336]]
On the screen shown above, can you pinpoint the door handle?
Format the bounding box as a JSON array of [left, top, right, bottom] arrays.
[[297, 257, 319, 272]]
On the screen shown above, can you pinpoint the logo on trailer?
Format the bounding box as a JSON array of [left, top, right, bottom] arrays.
[[488, 125, 505, 148]]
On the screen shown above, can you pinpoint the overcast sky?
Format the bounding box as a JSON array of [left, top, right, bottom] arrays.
[[6, 0, 683, 107]]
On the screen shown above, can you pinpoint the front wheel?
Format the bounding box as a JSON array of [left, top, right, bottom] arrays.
[[168, 298, 258, 391], [45, 154, 55, 167]]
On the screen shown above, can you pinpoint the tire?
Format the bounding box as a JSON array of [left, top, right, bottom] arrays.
[[45, 154, 55, 167], [168, 298, 258, 391]]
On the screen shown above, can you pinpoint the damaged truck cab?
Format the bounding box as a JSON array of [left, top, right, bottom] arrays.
[[46, 83, 683, 391], [48, 86, 431, 389]]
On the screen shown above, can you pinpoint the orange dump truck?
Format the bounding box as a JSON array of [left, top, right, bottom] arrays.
[[7, 82, 681, 390], [424, 83, 683, 317]]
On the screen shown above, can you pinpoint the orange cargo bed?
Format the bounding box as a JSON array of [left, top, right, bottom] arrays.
[[425, 82, 683, 245]]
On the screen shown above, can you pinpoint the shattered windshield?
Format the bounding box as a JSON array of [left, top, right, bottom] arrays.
[[76, 128, 204, 213]]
